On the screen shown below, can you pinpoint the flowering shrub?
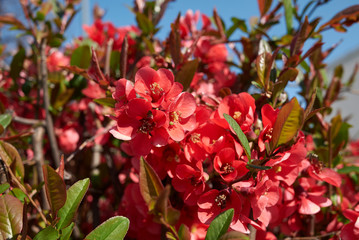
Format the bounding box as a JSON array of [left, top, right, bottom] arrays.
[[1, 0, 359, 239]]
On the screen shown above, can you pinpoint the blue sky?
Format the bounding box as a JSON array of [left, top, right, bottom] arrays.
[[66, 0, 359, 64]]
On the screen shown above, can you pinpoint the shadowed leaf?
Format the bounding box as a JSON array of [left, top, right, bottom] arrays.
[[43, 165, 67, 217], [139, 157, 164, 207], [33, 226, 59, 240], [0, 140, 25, 179], [175, 59, 199, 90], [71, 45, 91, 69], [93, 98, 116, 108]]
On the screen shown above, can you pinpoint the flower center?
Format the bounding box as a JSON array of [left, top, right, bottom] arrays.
[[138, 111, 155, 134], [190, 133, 201, 143], [221, 163, 234, 175], [169, 111, 181, 126], [215, 194, 227, 209], [265, 127, 273, 140], [150, 82, 164, 96], [233, 111, 242, 120]]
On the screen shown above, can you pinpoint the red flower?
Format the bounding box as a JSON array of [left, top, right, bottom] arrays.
[[214, 148, 248, 182], [166, 92, 197, 142], [134, 67, 183, 108], [307, 156, 342, 187], [296, 178, 332, 215], [212, 93, 256, 133], [172, 161, 208, 206], [112, 78, 136, 110], [341, 208, 359, 240], [110, 98, 168, 156], [258, 104, 279, 152]]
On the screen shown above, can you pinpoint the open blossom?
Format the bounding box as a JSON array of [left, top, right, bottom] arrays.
[[166, 92, 197, 141], [296, 178, 332, 215], [110, 98, 168, 156], [172, 161, 208, 205], [134, 67, 183, 108], [258, 104, 279, 152], [214, 148, 247, 182], [212, 93, 256, 133]]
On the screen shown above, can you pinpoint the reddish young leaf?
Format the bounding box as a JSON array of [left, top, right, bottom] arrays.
[[169, 14, 182, 67], [318, 5, 359, 32], [271, 98, 304, 149], [43, 165, 67, 217], [0, 195, 23, 239], [257, 0, 273, 17], [88, 48, 109, 87], [0, 15, 26, 30], [0, 140, 25, 179], [56, 155, 65, 180], [175, 59, 199, 90], [139, 157, 164, 208]]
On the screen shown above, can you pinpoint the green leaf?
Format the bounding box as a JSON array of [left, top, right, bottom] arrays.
[[223, 114, 251, 162], [84, 216, 129, 240], [0, 113, 12, 129], [219, 231, 249, 240], [60, 222, 74, 240], [205, 208, 234, 240], [178, 224, 191, 240], [110, 50, 121, 72], [9, 188, 26, 202], [57, 178, 90, 229], [33, 226, 59, 240], [136, 12, 154, 35], [93, 98, 116, 108], [0, 195, 23, 239], [10, 47, 26, 80], [70, 45, 91, 69], [0, 140, 25, 179], [0, 183, 10, 194], [43, 165, 67, 217], [283, 0, 293, 33], [338, 166, 359, 174], [175, 59, 199, 90], [255, 47, 272, 90], [271, 98, 304, 149], [139, 156, 164, 207]]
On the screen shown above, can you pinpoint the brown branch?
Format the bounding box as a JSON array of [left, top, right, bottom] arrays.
[[40, 39, 60, 167], [104, 38, 114, 76], [284, 231, 339, 240], [249, 224, 257, 240], [120, 35, 128, 79], [13, 116, 45, 126], [32, 126, 49, 210]]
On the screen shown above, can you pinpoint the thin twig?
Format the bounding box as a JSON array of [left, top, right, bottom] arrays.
[[12, 116, 45, 126], [104, 38, 114, 76], [40, 39, 60, 167], [249, 224, 257, 240], [4, 160, 49, 225], [120, 35, 128, 79]]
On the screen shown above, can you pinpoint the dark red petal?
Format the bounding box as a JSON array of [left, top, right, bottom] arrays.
[[127, 98, 152, 118]]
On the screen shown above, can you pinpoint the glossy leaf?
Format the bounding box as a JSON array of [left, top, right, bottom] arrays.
[[33, 226, 59, 240], [319, 4, 359, 32], [93, 98, 116, 108], [84, 216, 129, 240], [205, 208, 234, 240], [70, 45, 91, 69], [0, 195, 23, 239], [57, 178, 90, 229], [0, 140, 25, 179], [223, 114, 251, 162], [139, 156, 164, 207], [43, 165, 67, 217], [256, 49, 272, 90], [0, 113, 12, 129], [60, 222, 74, 240], [0, 183, 10, 194], [175, 59, 199, 90], [271, 98, 304, 149]]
